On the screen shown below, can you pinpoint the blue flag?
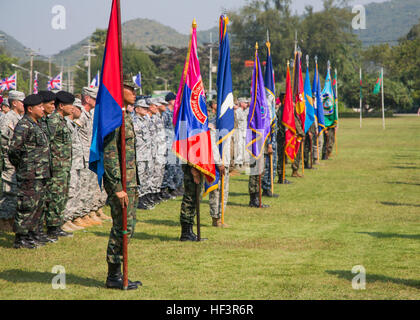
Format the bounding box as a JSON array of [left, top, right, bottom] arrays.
[[304, 67, 315, 133], [264, 42, 276, 134], [203, 15, 234, 197], [132, 72, 141, 87], [246, 44, 271, 161], [312, 62, 325, 134]]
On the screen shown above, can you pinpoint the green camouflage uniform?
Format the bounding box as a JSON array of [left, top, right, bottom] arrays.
[[8, 115, 51, 235], [276, 106, 286, 179], [180, 164, 203, 225], [292, 112, 304, 171], [44, 111, 72, 228], [304, 122, 317, 168], [322, 127, 336, 159], [103, 113, 138, 264]]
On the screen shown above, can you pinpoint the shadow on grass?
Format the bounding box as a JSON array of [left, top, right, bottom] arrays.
[[91, 231, 179, 242], [386, 181, 420, 186], [326, 270, 420, 289], [227, 202, 250, 208], [142, 219, 179, 227], [379, 201, 420, 208], [357, 232, 420, 240], [391, 166, 420, 170], [229, 192, 249, 197], [0, 232, 14, 248], [0, 269, 104, 287]]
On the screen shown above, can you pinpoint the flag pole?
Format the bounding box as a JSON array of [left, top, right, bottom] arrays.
[[270, 153, 274, 194], [334, 68, 338, 155], [381, 67, 385, 130], [360, 67, 362, 129], [282, 151, 286, 183], [196, 181, 201, 241], [116, 0, 128, 290], [259, 173, 262, 208], [301, 139, 304, 175], [221, 168, 225, 226]]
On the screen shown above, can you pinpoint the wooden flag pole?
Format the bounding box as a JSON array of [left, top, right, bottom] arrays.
[[301, 139, 304, 175], [335, 68, 338, 155], [221, 171, 225, 225], [259, 174, 262, 208], [196, 182, 201, 241], [282, 151, 286, 183], [316, 135, 320, 162], [381, 67, 385, 130], [270, 153, 274, 195], [360, 67, 362, 129], [116, 0, 128, 290]]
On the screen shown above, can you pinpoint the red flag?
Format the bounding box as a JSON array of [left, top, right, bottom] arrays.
[[293, 52, 305, 154], [282, 65, 297, 161]]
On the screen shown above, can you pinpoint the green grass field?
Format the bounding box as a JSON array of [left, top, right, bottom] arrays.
[[0, 117, 419, 300]]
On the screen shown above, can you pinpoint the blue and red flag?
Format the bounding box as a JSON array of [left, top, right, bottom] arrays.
[[172, 19, 216, 183], [33, 72, 39, 94], [246, 43, 271, 161], [89, 0, 124, 186]]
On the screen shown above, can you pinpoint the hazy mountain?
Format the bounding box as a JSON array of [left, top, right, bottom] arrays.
[[353, 0, 420, 46]]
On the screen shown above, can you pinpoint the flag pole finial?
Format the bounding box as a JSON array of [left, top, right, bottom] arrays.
[[255, 42, 259, 50], [192, 18, 197, 29], [306, 55, 309, 68], [315, 55, 318, 64], [327, 60, 331, 70]]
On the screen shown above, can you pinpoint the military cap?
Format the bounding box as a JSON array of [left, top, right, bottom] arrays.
[[8, 90, 25, 102], [165, 92, 176, 102], [237, 97, 247, 103], [146, 98, 157, 106], [56, 91, 75, 105], [157, 97, 168, 105], [82, 87, 98, 99], [134, 99, 148, 108], [73, 98, 83, 110], [123, 74, 136, 90], [1, 98, 9, 107], [38, 90, 56, 103], [23, 94, 43, 107]]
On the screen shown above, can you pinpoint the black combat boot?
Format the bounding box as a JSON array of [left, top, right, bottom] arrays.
[[278, 178, 292, 184], [47, 226, 73, 238], [159, 189, 172, 201], [143, 194, 156, 210], [105, 262, 142, 290], [179, 223, 198, 241], [137, 196, 148, 210], [28, 231, 47, 246], [249, 193, 259, 207], [262, 189, 279, 198], [13, 233, 38, 249]]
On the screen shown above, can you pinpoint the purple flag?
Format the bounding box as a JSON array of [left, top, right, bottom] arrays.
[[246, 44, 271, 160]]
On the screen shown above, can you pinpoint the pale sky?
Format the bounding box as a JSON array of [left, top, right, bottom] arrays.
[[0, 0, 388, 56]]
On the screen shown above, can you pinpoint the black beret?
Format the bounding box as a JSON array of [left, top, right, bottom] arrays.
[[165, 92, 176, 102], [23, 94, 43, 107], [38, 90, 56, 103], [56, 91, 75, 104]]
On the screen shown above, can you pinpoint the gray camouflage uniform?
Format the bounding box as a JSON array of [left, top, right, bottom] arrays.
[[63, 118, 84, 222], [0, 110, 23, 219], [133, 113, 152, 197]]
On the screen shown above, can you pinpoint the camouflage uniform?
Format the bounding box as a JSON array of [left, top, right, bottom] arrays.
[[292, 113, 304, 171], [161, 108, 183, 191], [103, 112, 138, 264], [276, 106, 286, 179], [133, 113, 151, 197], [8, 115, 51, 235], [151, 113, 166, 194], [322, 126, 335, 159], [234, 108, 247, 166], [262, 120, 278, 192], [63, 118, 84, 222], [304, 122, 317, 168], [0, 110, 23, 220], [208, 125, 231, 219], [44, 111, 72, 228], [180, 164, 203, 225]]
